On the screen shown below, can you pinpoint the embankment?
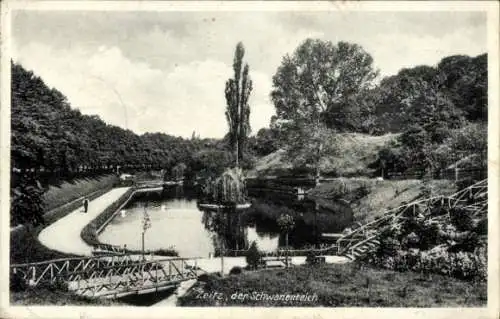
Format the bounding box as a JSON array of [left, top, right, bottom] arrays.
[[247, 132, 398, 178], [10, 175, 119, 263], [308, 178, 457, 223]]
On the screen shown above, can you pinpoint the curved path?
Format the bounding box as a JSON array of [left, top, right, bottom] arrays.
[[38, 187, 131, 256]]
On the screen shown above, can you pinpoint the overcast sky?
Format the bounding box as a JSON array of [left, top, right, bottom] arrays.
[[11, 10, 486, 138]]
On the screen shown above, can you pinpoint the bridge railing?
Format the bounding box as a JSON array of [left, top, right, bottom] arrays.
[[11, 254, 204, 289], [335, 179, 488, 255]]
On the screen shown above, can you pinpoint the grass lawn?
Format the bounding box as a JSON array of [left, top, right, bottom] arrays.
[[178, 262, 486, 307], [43, 174, 118, 212]]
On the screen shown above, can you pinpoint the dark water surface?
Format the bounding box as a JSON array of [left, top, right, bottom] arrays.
[[98, 186, 353, 257]]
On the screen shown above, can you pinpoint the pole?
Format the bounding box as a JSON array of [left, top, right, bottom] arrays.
[[141, 231, 145, 261], [285, 232, 289, 268], [220, 206, 225, 278], [221, 238, 225, 278]]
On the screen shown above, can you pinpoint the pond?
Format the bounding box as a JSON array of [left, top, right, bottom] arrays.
[[98, 186, 353, 257]]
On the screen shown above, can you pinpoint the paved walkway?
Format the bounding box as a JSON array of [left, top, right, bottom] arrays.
[[38, 187, 131, 256]]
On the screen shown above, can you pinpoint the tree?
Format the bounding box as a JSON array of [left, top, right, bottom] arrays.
[[277, 213, 295, 267], [245, 241, 261, 270], [225, 42, 253, 167], [271, 40, 378, 183]]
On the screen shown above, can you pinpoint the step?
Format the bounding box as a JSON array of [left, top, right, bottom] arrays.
[[344, 254, 355, 260]]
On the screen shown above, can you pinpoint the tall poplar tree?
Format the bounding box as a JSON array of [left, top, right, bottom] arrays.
[[225, 42, 253, 167]]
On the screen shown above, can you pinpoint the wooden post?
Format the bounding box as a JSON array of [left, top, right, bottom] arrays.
[[141, 231, 145, 261], [221, 239, 225, 278]]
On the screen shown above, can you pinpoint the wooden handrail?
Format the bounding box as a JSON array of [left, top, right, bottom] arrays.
[[335, 179, 487, 255]]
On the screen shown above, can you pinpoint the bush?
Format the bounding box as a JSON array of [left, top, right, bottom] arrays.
[[450, 208, 475, 231], [305, 250, 319, 266], [474, 218, 487, 236], [10, 272, 27, 292], [36, 278, 69, 292], [378, 237, 401, 257], [370, 246, 487, 281], [229, 266, 243, 275], [245, 241, 261, 270], [402, 232, 420, 249]]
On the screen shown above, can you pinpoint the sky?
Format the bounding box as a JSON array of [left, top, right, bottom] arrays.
[[11, 10, 487, 138]]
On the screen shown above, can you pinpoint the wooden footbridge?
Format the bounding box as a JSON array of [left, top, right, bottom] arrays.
[[11, 254, 205, 299]]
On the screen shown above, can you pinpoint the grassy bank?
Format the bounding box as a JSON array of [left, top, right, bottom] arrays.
[[178, 263, 486, 307], [309, 178, 457, 223], [248, 132, 398, 178], [43, 175, 118, 212], [11, 175, 118, 264]]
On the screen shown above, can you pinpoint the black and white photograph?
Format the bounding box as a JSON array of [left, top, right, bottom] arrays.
[[1, 1, 498, 317]]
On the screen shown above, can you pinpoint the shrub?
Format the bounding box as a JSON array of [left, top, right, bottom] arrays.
[[378, 237, 401, 257], [305, 250, 319, 266], [402, 232, 420, 249], [36, 278, 69, 292], [246, 241, 261, 270], [10, 272, 27, 292], [371, 246, 487, 281], [450, 208, 475, 231], [198, 273, 211, 282], [229, 266, 243, 275], [474, 218, 487, 236]]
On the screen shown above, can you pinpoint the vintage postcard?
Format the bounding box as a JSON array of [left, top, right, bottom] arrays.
[[1, 1, 499, 318]]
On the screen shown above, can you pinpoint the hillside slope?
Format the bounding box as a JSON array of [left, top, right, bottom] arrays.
[[248, 133, 398, 178]]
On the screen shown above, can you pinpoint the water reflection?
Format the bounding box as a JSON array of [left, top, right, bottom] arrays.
[[201, 189, 354, 252], [98, 185, 353, 257]]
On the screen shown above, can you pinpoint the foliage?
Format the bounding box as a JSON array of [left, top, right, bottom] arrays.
[[365, 197, 486, 281], [271, 39, 378, 131], [271, 39, 378, 176], [249, 127, 281, 156], [245, 241, 261, 270], [225, 42, 253, 167], [449, 207, 475, 232], [229, 266, 243, 275], [277, 213, 295, 233], [10, 173, 45, 226], [202, 167, 248, 204], [170, 162, 187, 181], [367, 247, 487, 281], [10, 272, 28, 292], [11, 61, 241, 190], [305, 250, 320, 266]]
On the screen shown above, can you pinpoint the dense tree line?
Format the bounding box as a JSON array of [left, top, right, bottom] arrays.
[[11, 61, 237, 182]]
